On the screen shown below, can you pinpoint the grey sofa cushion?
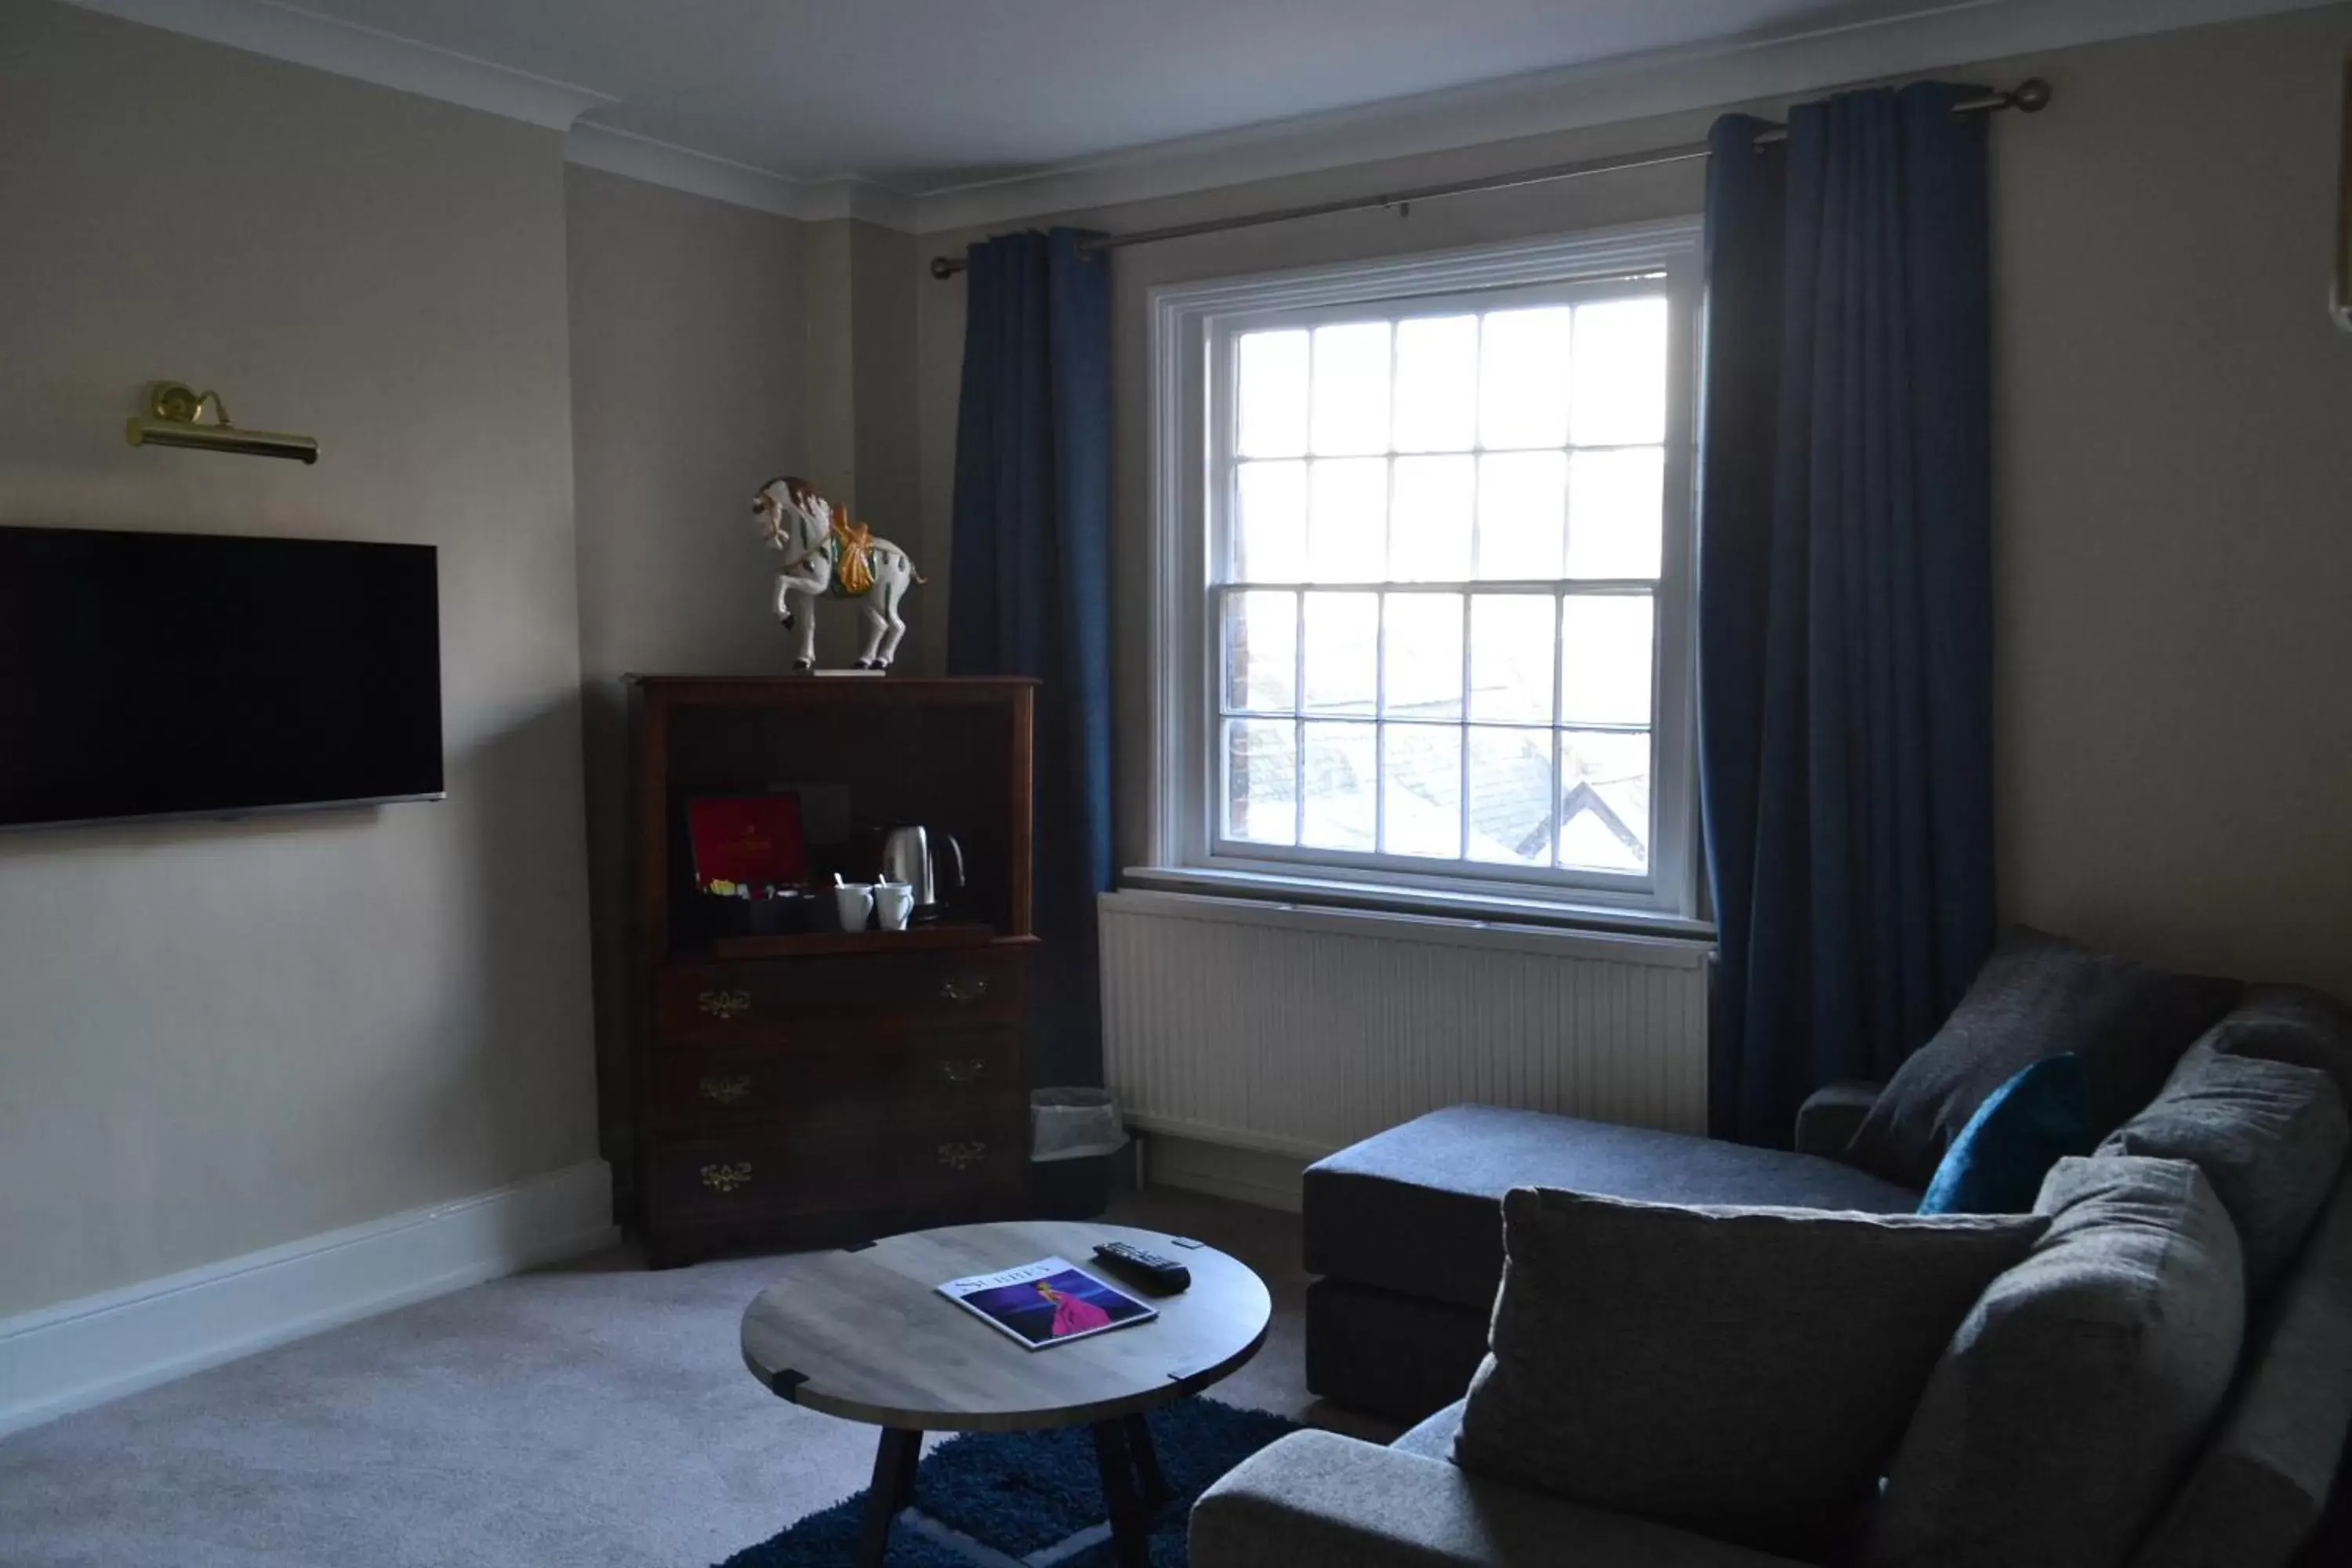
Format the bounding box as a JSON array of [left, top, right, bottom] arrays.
[[1305, 1104, 1920, 1312], [2132, 1168, 2352, 1568], [1451, 1188, 2045, 1530], [1846, 928, 2241, 1188], [1392, 1399, 1465, 1461], [1192, 1429, 1813, 1568], [1304, 1279, 1490, 1425], [1795, 1080, 1884, 1157], [1864, 1156, 2246, 1568], [2100, 1041, 2348, 1294], [2204, 983, 2352, 1099]]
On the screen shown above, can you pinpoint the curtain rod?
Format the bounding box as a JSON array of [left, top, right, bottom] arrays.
[[928, 78, 2049, 279]]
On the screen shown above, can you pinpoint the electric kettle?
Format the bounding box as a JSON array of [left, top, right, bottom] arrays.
[[878, 824, 964, 921]]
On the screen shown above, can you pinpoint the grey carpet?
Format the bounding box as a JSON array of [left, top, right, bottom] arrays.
[[0, 1189, 1396, 1567]]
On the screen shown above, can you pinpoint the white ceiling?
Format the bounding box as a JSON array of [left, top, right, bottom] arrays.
[[151, 0, 1974, 192], [72, 0, 2331, 227]]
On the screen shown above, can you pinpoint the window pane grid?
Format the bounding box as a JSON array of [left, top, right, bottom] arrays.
[[1219, 289, 1669, 884], [1218, 585, 1654, 875], [1215, 580, 1657, 595], [1291, 588, 1306, 847], [1234, 459, 1660, 583], [1221, 713, 1650, 732]]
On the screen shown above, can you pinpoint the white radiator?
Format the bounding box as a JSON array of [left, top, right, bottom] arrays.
[[1099, 890, 1711, 1160]]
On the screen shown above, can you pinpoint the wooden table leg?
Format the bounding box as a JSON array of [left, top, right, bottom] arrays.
[[1091, 1418, 1151, 1568], [893, 1428, 921, 1511], [857, 1427, 920, 1568], [1123, 1410, 1169, 1508]]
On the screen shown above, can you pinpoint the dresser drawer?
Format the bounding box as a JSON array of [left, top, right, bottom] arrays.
[[653, 946, 1025, 1048], [649, 1028, 1022, 1130], [649, 1105, 1026, 1224]]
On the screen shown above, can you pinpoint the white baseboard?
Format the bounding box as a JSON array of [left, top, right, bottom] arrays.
[[0, 1159, 617, 1439], [1139, 1127, 1315, 1214]]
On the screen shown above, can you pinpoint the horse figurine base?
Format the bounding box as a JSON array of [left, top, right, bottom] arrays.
[[752, 475, 921, 672]]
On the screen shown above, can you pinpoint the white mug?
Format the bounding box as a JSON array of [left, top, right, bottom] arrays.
[[874, 880, 915, 931], [833, 883, 875, 932]]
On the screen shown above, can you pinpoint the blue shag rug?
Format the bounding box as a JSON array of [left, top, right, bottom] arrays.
[[715, 1398, 1300, 1567]]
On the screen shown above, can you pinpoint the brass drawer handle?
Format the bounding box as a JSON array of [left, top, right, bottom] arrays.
[[699, 1160, 753, 1193], [699, 1073, 753, 1105], [936, 1141, 987, 1171], [697, 989, 752, 1021], [939, 975, 989, 1004], [938, 1058, 988, 1084]]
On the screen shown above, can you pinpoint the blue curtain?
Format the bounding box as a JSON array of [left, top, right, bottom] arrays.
[[1697, 83, 1995, 1145], [949, 229, 1114, 1087]]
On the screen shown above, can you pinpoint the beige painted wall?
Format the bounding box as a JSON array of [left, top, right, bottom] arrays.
[[564, 164, 809, 1181], [0, 0, 596, 1316], [797, 219, 933, 669], [915, 3, 2352, 999], [1989, 10, 2352, 990], [848, 222, 931, 670], [802, 221, 860, 504]]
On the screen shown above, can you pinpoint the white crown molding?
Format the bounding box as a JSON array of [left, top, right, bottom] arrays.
[[68, 0, 614, 129], [0, 1160, 615, 1438], [67, 0, 858, 225], [565, 119, 809, 217], [796, 178, 922, 232], [905, 0, 2336, 234], [561, 125, 926, 228], [63, 0, 2336, 236]]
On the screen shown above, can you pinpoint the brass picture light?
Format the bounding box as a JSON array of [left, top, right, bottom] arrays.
[[126, 382, 318, 463]]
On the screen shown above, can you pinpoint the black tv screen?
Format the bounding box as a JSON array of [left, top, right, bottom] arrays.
[[0, 524, 443, 830]]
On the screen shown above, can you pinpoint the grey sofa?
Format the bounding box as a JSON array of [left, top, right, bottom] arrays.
[[1201, 982, 2352, 1567]]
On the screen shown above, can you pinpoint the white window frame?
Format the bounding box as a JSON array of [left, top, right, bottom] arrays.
[[1145, 218, 1704, 923]]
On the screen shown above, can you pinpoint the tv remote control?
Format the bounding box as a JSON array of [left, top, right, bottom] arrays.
[[1092, 1240, 1191, 1294]]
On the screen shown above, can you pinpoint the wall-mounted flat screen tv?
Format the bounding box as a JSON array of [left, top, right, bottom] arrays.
[[0, 524, 443, 831]]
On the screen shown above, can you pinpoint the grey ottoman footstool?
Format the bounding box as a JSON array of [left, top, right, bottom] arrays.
[[1302, 1104, 1920, 1421]]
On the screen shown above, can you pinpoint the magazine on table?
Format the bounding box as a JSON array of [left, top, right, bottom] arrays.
[[935, 1257, 1157, 1350]]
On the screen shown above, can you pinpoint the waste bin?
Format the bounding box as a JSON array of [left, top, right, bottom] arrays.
[[1031, 1087, 1127, 1220]]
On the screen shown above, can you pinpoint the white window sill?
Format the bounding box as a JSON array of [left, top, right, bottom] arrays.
[[1119, 864, 1715, 946]]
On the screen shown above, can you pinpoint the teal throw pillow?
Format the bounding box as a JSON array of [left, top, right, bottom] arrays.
[[1917, 1054, 2094, 1214]]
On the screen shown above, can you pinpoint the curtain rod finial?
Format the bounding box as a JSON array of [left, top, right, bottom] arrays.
[[931, 255, 965, 280], [2011, 78, 2053, 114]]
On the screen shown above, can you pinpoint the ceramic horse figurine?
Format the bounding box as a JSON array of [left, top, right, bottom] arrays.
[[753, 475, 920, 671]]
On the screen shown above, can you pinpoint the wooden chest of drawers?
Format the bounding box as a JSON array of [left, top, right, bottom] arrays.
[[636, 942, 1032, 1265], [626, 677, 1038, 1269]]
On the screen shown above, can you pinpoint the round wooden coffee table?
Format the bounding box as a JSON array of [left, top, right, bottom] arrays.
[[741, 1218, 1272, 1568]]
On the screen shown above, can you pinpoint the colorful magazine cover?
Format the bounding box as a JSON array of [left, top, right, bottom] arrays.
[[935, 1257, 1157, 1349]]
